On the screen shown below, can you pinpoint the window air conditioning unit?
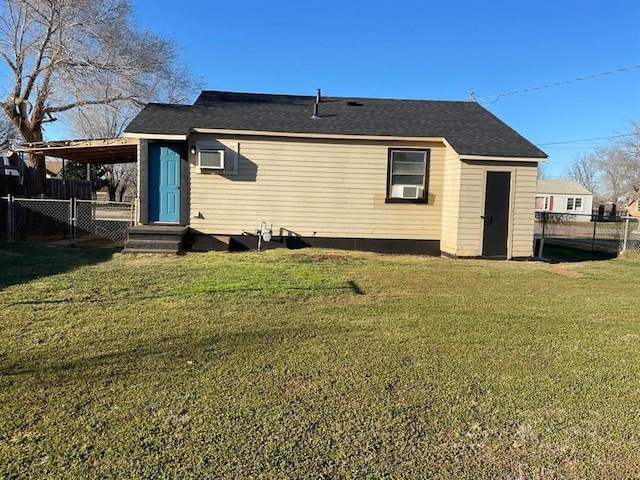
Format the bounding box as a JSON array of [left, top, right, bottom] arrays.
[[198, 149, 225, 170], [396, 185, 423, 199]]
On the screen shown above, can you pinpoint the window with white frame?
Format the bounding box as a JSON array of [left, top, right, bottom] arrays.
[[386, 149, 430, 202], [567, 197, 583, 211], [567, 198, 574, 210]]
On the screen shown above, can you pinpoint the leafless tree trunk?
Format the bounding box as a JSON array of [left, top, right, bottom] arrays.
[[0, 0, 199, 195]]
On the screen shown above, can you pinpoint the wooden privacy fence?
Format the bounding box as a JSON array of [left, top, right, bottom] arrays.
[[0, 174, 91, 199], [47, 178, 92, 199], [2, 196, 135, 246]]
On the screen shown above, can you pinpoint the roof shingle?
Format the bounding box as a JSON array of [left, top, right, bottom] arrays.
[[125, 90, 547, 159]]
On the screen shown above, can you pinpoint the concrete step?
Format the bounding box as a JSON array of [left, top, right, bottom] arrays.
[[123, 225, 190, 254]]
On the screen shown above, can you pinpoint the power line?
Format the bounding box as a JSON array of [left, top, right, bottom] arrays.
[[537, 133, 635, 146], [470, 64, 640, 105], [541, 146, 606, 150]]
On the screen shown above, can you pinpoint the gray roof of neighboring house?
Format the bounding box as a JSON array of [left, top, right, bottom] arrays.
[[125, 90, 547, 159], [537, 179, 593, 195]]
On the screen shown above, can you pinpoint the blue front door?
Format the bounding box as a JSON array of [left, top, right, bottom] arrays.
[[149, 143, 181, 223]]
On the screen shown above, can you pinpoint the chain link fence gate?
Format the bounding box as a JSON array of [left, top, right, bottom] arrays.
[[75, 199, 135, 245], [2, 196, 135, 246]]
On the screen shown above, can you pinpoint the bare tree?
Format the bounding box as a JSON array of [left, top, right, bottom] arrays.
[[616, 121, 640, 193], [0, 0, 198, 195], [566, 152, 601, 194], [565, 122, 640, 204], [0, 113, 18, 149], [537, 161, 548, 179], [594, 146, 634, 203]]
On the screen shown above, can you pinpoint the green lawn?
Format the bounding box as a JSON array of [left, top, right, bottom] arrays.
[[1, 244, 639, 479]]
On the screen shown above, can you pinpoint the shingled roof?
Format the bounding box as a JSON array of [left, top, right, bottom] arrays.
[[536, 179, 593, 195], [125, 90, 547, 159]]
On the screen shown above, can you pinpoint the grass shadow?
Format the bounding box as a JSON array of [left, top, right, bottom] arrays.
[[0, 242, 116, 290], [542, 243, 617, 264], [0, 322, 350, 385]]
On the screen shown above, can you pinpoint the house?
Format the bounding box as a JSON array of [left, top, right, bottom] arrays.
[[45, 160, 63, 178], [123, 90, 547, 258], [0, 152, 20, 177], [0, 152, 20, 196], [627, 193, 640, 217], [535, 179, 593, 221]]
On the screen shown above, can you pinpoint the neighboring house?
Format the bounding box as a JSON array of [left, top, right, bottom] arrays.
[[1, 152, 20, 177], [45, 159, 63, 178], [535, 179, 593, 221], [627, 193, 640, 217], [123, 90, 547, 258]]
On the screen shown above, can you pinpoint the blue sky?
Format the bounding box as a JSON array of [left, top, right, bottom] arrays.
[[65, 0, 640, 175]]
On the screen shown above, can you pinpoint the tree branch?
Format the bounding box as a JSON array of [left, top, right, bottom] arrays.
[[46, 95, 144, 114], [0, 49, 17, 73], [21, 3, 58, 104]]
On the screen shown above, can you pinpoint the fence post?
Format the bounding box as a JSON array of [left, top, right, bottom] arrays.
[[592, 216, 597, 251], [6, 195, 14, 243], [622, 217, 630, 253], [69, 198, 76, 245]]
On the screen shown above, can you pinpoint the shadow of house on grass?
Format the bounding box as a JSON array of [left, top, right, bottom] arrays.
[[0, 321, 355, 386], [541, 244, 617, 264], [0, 243, 116, 290]]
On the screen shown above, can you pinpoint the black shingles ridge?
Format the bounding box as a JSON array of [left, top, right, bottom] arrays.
[[125, 91, 547, 158]]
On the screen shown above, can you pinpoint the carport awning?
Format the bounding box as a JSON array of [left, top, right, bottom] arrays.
[[20, 138, 138, 164]]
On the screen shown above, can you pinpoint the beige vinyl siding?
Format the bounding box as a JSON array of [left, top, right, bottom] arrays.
[[510, 166, 538, 257], [439, 146, 462, 256], [188, 135, 446, 240], [456, 162, 485, 256], [456, 160, 538, 258]]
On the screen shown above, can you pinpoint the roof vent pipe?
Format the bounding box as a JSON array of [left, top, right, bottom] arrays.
[[311, 102, 321, 119], [316, 88, 321, 104]]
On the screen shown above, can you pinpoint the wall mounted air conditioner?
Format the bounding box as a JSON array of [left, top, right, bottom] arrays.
[[198, 149, 225, 170], [392, 185, 423, 199]]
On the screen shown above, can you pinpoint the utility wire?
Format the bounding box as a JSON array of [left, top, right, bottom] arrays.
[[471, 65, 640, 105], [537, 133, 635, 146]]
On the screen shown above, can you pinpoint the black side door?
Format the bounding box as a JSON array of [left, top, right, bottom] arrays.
[[482, 171, 511, 258]]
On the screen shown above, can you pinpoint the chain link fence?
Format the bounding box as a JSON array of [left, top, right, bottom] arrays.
[[13, 198, 73, 241], [534, 212, 640, 255], [621, 216, 640, 253], [2, 196, 135, 246]]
